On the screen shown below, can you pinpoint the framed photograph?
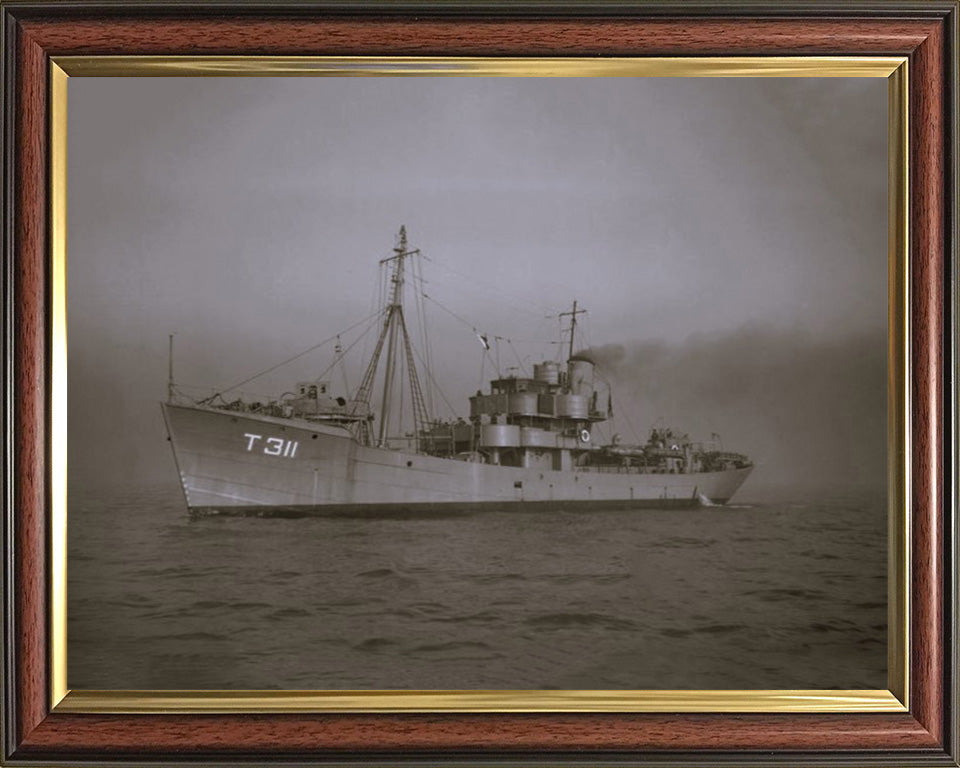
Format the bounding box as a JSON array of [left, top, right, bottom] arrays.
[[2, 2, 957, 766]]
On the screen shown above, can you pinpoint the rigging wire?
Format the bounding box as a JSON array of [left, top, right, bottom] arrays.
[[422, 290, 559, 367], [554, 313, 565, 364], [419, 252, 554, 317], [592, 364, 644, 445], [505, 338, 529, 377], [309, 314, 383, 389], [200, 309, 383, 403], [360, 255, 387, 369], [335, 335, 350, 393], [394, 342, 406, 442], [420, 291, 480, 334], [569, 311, 644, 444], [407, 337, 459, 419], [412, 254, 436, 420]]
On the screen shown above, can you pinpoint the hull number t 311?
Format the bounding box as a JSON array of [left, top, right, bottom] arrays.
[[243, 433, 299, 457]]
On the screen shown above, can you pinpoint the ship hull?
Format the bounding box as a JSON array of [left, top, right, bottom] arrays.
[[162, 403, 753, 516]]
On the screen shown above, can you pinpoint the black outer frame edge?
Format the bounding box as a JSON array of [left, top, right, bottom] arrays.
[[0, 0, 957, 19], [1, 4, 18, 766], [945, 2, 960, 764], [946, 2, 960, 765], [2, 749, 960, 768], [932, 3, 960, 766], [0, 1, 956, 766]]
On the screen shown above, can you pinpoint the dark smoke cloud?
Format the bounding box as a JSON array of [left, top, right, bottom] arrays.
[[584, 324, 886, 493]]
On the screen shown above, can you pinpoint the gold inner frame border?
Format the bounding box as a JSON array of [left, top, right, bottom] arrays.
[[48, 55, 910, 714]]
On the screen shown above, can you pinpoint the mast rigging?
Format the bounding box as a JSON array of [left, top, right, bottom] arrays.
[[349, 226, 433, 448]]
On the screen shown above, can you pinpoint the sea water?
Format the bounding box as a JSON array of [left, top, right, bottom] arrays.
[[67, 483, 886, 690]]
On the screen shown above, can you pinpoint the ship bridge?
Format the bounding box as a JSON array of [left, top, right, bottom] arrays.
[[463, 356, 610, 471]]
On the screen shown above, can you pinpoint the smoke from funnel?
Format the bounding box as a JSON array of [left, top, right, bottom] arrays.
[[584, 324, 886, 492]]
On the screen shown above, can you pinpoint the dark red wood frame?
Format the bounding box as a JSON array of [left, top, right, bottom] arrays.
[[2, 3, 957, 765]]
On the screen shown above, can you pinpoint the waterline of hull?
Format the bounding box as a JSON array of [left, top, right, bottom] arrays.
[[188, 497, 703, 518]]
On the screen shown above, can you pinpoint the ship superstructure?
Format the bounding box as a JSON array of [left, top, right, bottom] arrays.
[[161, 228, 752, 515]]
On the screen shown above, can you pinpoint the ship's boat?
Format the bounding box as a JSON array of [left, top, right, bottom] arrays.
[[161, 228, 753, 516]]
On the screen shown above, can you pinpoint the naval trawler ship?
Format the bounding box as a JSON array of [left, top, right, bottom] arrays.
[[161, 228, 753, 515]]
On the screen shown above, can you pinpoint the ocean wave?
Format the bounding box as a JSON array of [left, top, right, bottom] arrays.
[[410, 640, 492, 654], [662, 623, 746, 638], [744, 587, 827, 602], [191, 600, 272, 611], [524, 612, 636, 631], [267, 607, 311, 619]]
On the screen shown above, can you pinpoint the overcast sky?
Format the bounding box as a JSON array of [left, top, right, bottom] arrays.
[[67, 76, 887, 492]]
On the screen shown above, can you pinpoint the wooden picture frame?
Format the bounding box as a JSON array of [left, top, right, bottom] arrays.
[[2, 2, 957, 765]]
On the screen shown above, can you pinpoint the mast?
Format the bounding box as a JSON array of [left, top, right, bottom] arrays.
[[349, 226, 432, 448], [167, 333, 175, 403], [559, 300, 587, 361], [569, 299, 577, 361], [377, 227, 409, 446]]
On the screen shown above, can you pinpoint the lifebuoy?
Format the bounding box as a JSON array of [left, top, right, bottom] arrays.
[[579, 428, 591, 443]]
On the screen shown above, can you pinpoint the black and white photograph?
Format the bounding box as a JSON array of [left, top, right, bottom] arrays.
[[67, 74, 888, 691]]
